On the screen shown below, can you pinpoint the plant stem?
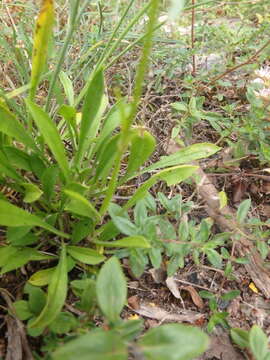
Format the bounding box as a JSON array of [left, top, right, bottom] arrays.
[[45, 0, 83, 112], [208, 38, 270, 85], [191, 0, 196, 76]]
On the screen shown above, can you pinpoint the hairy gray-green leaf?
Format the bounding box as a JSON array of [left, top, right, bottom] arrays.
[[138, 323, 209, 360], [52, 330, 127, 360]]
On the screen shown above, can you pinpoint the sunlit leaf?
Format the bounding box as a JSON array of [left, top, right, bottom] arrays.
[[94, 236, 151, 248], [67, 246, 105, 265], [75, 69, 105, 166], [30, 0, 54, 99], [25, 99, 70, 181]]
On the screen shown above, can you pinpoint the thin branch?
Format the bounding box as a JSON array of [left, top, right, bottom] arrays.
[[208, 38, 270, 85], [191, 0, 196, 75]]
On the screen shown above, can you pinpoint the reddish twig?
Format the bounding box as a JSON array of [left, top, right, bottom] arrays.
[[208, 38, 270, 85], [191, 0, 196, 75]]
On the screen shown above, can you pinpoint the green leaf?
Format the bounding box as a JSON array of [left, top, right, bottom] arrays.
[[52, 330, 127, 360], [0, 200, 69, 238], [124, 166, 197, 211], [25, 99, 70, 181], [22, 183, 43, 203], [94, 134, 119, 182], [0, 247, 49, 274], [25, 284, 46, 316], [157, 165, 198, 186], [29, 246, 68, 329], [138, 323, 209, 360], [123, 128, 156, 180], [94, 236, 151, 248], [221, 290, 240, 301], [129, 249, 148, 278], [71, 219, 93, 244], [49, 312, 77, 334], [237, 198, 251, 224], [249, 325, 269, 360], [2, 146, 32, 171], [110, 215, 138, 236], [41, 166, 59, 201], [205, 249, 223, 269], [59, 71, 75, 106], [218, 191, 228, 209], [28, 267, 55, 287], [96, 257, 127, 323], [143, 143, 220, 173], [13, 300, 33, 321], [230, 328, 249, 349], [64, 190, 101, 221], [0, 151, 24, 182], [0, 245, 18, 267], [29, 0, 54, 99], [0, 101, 37, 150], [75, 69, 105, 166], [67, 246, 105, 265], [93, 102, 130, 156]]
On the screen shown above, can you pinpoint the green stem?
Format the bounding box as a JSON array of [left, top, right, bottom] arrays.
[[45, 0, 83, 112], [75, 1, 151, 106]]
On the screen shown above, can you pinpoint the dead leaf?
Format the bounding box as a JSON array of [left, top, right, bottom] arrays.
[[198, 329, 244, 360], [135, 302, 204, 324], [183, 285, 204, 309], [232, 180, 247, 203], [149, 268, 166, 284], [165, 276, 181, 298], [128, 295, 140, 310]]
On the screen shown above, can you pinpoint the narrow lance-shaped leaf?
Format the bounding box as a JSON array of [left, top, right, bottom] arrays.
[[124, 165, 198, 210], [29, 245, 68, 329], [75, 69, 104, 167], [237, 198, 251, 224], [30, 0, 54, 99], [94, 236, 151, 248], [0, 151, 24, 182], [143, 143, 221, 173], [25, 99, 70, 181], [59, 71, 75, 106], [0, 101, 37, 150], [0, 200, 69, 238], [121, 127, 156, 182]]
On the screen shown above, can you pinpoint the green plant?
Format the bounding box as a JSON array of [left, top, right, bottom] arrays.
[[52, 257, 209, 360], [200, 289, 240, 333], [231, 325, 270, 360], [0, 0, 219, 356]]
